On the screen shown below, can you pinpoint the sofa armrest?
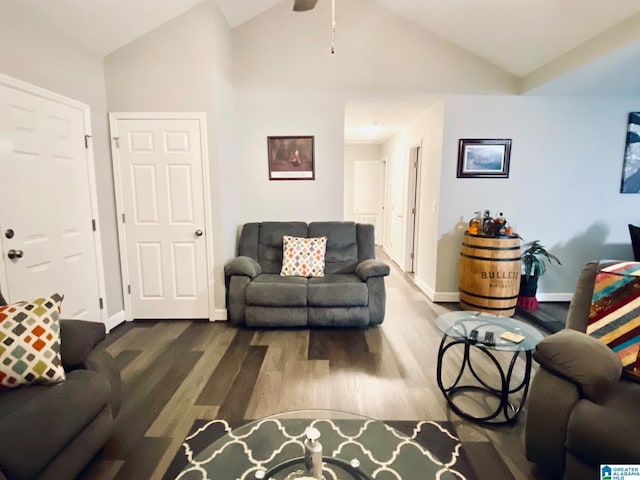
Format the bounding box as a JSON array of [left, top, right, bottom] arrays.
[[355, 259, 390, 281], [60, 320, 106, 370], [225, 256, 262, 279], [534, 329, 622, 401]]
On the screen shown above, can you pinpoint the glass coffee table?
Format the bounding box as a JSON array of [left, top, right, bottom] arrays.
[[435, 311, 544, 425], [177, 409, 469, 479]]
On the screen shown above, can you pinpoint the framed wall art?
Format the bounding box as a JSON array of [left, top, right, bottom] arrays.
[[620, 112, 640, 193], [267, 136, 315, 180], [457, 139, 512, 178]]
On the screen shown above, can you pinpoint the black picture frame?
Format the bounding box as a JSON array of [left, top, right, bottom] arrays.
[[456, 139, 512, 178], [620, 112, 640, 193], [267, 136, 315, 180]]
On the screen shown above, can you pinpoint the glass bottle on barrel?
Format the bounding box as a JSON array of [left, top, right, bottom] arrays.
[[468, 211, 513, 237], [468, 211, 481, 235], [495, 212, 506, 236]]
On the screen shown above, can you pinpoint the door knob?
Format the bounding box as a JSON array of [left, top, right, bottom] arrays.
[[5, 229, 14, 239], [195, 229, 203, 237], [7, 249, 23, 260]]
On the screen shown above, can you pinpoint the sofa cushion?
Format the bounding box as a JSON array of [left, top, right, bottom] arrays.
[[0, 294, 66, 389], [0, 369, 110, 480], [309, 222, 359, 274], [246, 275, 308, 307], [281, 235, 327, 277], [308, 274, 368, 307], [256, 222, 308, 274]]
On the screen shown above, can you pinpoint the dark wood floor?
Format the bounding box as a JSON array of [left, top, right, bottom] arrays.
[[79, 256, 569, 480]]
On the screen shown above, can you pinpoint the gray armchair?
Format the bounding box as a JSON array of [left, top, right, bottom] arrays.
[[525, 261, 640, 479], [0, 291, 121, 480], [225, 221, 390, 328]]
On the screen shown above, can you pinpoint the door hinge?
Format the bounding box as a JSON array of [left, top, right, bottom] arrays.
[[128, 284, 131, 294], [84, 134, 92, 149], [410, 252, 414, 259], [411, 208, 416, 214], [122, 213, 126, 223], [92, 219, 97, 232], [99, 297, 104, 310], [113, 137, 120, 148]]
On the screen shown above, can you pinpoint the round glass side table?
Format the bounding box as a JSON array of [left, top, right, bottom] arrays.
[[435, 311, 544, 425]]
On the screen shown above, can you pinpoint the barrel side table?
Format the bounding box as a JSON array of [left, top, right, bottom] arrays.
[[459, 232, 521, 317]]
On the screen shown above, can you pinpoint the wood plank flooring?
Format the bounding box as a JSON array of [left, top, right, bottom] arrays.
[[79, 253, 565, 480]]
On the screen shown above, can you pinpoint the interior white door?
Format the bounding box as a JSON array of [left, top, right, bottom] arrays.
[[354, 160, 384, 244], [113, 117, 209, 319], [0, 81, 103, 321]]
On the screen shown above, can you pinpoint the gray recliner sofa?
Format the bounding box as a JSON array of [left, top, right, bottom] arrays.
[[0, 292, 122, 480], [525, 261, 640, 479], [225, 221, 390, 327]]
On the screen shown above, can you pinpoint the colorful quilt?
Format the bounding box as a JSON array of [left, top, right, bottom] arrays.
[[588, 261, 640, 372]]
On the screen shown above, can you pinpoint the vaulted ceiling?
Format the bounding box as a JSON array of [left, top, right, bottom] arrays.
[[8, 0, 640, 143]]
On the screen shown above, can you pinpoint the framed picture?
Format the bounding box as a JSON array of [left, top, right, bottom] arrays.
[[267, 136, 315, 180], [620, 112, 640, 193], [457, 139, 512, 178]]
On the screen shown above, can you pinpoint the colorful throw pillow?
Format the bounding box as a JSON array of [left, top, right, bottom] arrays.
[[0, 294, 66, 389], [281, 235, 327, 277], [588, 261, 640, 375]]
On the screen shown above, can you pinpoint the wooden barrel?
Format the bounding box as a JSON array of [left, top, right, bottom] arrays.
[[459, 233, 521, 317]]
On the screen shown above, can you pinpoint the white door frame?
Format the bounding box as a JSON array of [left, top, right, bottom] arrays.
[[109, 112, 215, 321], [0, 73, 109, 326], [405, 143, 422, 273]]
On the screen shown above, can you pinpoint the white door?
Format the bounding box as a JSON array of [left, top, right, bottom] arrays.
[[354, 160, 384, 245], [110, 114, 212, 319], [0, 77, 104, 322]]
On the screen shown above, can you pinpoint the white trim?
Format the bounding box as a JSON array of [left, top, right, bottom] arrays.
[[413, 276, 436, 301], [215, 308, 228, 321], [108, 112, 215, 321], [415, 289, 574, 304], [106, 310, 126, 333], [536, 293, 573, 302], [0, 73, 109, 326]]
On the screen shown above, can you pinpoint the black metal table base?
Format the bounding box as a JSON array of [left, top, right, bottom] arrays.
[[436, 335, 533, 425]]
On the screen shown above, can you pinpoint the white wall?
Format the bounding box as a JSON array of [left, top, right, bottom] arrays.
[[344, 144, 383, 220], [0, 2, 122, 317], [232, 0, 516, 94], [380, 99, 445, 275], [435, 95, 640, 299], [105, 1, 234, 315], [233, 87, 346, 223]]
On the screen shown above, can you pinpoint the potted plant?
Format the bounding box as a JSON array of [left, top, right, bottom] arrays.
[[519, 240, 561, 309]]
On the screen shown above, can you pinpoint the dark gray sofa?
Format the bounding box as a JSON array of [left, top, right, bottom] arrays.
[[225, 221, 390, 327], [525, 261, 640, 479], [0, 292, 122, 480]]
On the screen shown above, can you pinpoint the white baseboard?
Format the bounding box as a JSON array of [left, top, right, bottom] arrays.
[[215, 308, 228, 321], [106, 310, 126, 333], [536, 293, 573, 302], [413, 277, 435, 301], [412, 287, 573, 304]]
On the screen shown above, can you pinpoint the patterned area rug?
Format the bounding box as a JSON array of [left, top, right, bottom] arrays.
[[164, 418, 478, 479]]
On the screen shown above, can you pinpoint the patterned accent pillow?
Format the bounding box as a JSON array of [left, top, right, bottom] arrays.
[[281, 235, 327, 277], [0, 294, 66, 389], [588, 261, 640, 376]]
